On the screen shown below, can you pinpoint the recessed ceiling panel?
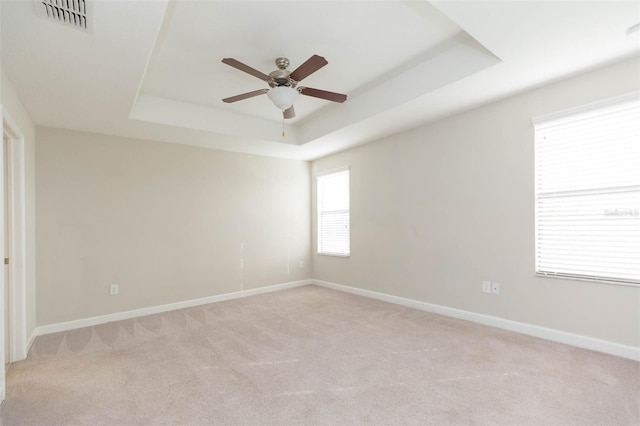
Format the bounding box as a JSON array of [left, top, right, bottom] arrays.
[[140, 1, 464, 124]]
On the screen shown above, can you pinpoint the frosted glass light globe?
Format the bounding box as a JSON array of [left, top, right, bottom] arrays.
[[267, 86, 298, 110]]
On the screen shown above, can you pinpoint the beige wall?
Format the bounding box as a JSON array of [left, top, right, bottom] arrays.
[[36, 128, 310, 325], [1, 70, 37, 349], [312, 57, 640, 347]]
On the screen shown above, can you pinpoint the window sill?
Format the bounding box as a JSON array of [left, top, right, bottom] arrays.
[[318, 252, 350, 258], [535, 272, 639, 288]]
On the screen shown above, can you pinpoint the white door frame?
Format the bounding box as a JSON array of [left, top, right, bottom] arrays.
[[1, 111, 28, 366]]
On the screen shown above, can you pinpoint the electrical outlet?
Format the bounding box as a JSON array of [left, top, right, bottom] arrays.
[[482, 281, 491, 293], [491, 282, 501, 295], [299, 260, 304, 269], [110, 284, 119, 295]]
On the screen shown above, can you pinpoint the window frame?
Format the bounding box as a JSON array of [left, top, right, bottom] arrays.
[[316, 166, 350, 257], [532, 92, 640, 287]]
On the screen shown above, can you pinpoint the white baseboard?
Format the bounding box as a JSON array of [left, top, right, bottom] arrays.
[[312, 279, 640, 361], [31, 278, 639, 362], [34, 279, 311, 337], [26, 330, 37, 355]]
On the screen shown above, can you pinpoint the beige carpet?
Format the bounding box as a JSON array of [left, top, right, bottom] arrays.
[[1, 285, 638, 425]]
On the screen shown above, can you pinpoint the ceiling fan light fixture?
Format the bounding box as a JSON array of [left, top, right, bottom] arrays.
[[267, 86, 298, 110]]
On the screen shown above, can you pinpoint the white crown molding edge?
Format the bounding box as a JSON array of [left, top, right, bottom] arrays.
[[312, 279, 640, 361], [33, 279, 312, 338]]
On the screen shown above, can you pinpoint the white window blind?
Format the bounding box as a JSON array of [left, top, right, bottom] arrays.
[[317, 168, 350, 256], [534, 94, 640, 285]]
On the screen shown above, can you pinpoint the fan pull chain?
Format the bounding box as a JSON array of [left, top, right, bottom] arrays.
[[282, 115, 285, 137]]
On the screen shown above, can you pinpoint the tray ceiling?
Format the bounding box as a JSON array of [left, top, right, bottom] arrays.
[[2, 1, 638, 160]]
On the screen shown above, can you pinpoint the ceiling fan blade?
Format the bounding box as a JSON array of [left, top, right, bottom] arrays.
[[300, 87, 347, 103], [289, 55, 328, 82], [283, 105, 295, 119], [222, 89, 268, 103], [222, 58, 271, 82]]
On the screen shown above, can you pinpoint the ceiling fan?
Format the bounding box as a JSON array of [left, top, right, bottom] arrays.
[[221, 55, 347, 119]]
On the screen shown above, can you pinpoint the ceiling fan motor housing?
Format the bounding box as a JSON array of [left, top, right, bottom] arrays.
[[268, 57, 297, 88]]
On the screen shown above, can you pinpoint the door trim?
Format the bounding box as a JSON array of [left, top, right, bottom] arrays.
[[2, 112, 28, 364]]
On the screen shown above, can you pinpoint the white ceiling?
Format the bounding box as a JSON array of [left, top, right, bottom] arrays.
[[2, 1, 639, 161]]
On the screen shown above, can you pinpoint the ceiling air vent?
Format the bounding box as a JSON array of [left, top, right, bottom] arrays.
[[36, 0, 89, 30]]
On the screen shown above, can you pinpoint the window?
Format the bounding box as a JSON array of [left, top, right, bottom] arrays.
[[317, 168, 350, 256], [533, 93, 640, 285]]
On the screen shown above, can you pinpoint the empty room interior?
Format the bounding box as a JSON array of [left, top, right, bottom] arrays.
[[1, 0, 639, 424]]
